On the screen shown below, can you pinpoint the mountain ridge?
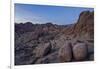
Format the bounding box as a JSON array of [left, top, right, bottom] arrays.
[[15, 10, 94, 65]]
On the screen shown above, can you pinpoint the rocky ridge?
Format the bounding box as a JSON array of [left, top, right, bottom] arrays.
[[15, 11, 94, 65]]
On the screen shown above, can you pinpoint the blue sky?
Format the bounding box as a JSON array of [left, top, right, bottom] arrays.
[[15, 3, 94, 25]]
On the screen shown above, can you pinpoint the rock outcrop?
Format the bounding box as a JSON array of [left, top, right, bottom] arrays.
[[58, 42, 72, 62], [15, 10, 94, 65], [34, 43, 51, 58], [73, 43, 88, 61]]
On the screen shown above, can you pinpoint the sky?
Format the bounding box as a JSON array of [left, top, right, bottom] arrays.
[[15, 3, 94, 25]]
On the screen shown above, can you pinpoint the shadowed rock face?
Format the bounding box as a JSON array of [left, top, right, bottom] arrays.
[[15, 11, 94, 65]]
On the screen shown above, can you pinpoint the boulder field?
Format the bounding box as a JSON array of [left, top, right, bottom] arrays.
[[15, 11, 94, 65]]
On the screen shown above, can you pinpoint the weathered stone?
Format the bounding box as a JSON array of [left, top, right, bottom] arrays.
[[73, 43, 88, 60], [35, 52, 59, 64], [35, 43, 51, 58], [58, 42, 72, 62]]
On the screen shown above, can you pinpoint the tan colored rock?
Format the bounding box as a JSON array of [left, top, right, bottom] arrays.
[[58, 42, 72, 62], [73, 43, 88, 60]]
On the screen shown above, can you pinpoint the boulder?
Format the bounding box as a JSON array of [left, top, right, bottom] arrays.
[[58, 42, 72, 62], [73, 43, 88, 60]]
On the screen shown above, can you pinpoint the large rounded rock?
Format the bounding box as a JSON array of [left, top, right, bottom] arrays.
[[58, 42, 72, 62], [73, 43, 88, 61]]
